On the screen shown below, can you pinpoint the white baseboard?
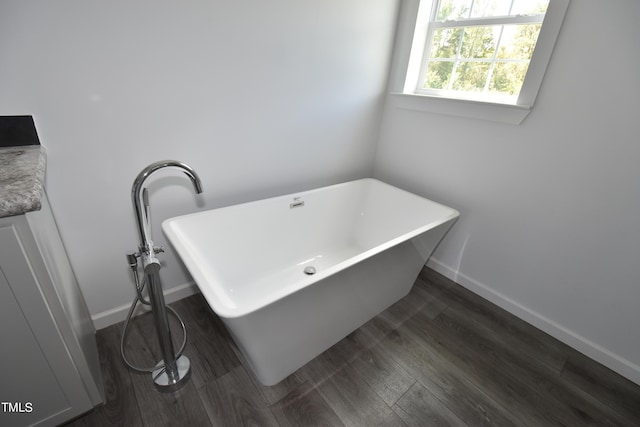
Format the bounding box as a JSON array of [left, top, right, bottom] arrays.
[[426, 257, 640, 386], [91, 281, 199, 330]]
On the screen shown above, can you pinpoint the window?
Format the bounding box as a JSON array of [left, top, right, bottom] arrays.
[[419, 0, 549, 102], [389, 0, 570, 124]]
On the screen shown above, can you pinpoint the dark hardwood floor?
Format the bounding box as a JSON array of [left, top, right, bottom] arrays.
[[66, 267, 640, 426]]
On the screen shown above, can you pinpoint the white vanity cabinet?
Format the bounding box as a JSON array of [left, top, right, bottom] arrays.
[[0, 193, 104, 426]]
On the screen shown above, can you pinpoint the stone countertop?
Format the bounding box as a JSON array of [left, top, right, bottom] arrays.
[[0, 145, 47, 218]]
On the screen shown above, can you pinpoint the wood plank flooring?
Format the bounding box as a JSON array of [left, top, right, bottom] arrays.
[[65, 267, 640, 426]]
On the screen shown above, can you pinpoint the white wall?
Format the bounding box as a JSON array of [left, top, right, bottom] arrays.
[[375, 0, 640, 384], [0, 0, 400, 326]]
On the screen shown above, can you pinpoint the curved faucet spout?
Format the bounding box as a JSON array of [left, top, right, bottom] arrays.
[[131, 160, 203, 253]]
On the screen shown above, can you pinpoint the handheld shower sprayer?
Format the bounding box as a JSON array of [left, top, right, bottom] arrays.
[[126, 251, 138, 270]]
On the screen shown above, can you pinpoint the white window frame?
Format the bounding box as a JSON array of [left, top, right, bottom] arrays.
[[388, 0, 570, 124]]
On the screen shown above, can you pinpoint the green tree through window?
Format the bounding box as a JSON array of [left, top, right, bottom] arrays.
[[421, 0, 549, 100]]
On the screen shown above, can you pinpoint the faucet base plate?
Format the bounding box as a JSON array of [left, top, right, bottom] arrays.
[[152, 355, 192, 393]]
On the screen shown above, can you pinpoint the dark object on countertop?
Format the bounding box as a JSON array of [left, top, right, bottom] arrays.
[[0, 116, 41, 147]]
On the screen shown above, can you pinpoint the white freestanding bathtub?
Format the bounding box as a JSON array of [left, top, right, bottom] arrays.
[[162, 178, 458, 385]]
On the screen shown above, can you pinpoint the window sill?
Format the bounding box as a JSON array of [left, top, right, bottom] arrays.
[[389, 92, 531, 125]]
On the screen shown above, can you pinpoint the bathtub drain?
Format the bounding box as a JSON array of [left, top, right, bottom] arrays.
[[304, 266, 317, 275]]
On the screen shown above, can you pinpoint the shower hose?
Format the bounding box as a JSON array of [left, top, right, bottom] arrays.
[[120, 254, 188, 373]]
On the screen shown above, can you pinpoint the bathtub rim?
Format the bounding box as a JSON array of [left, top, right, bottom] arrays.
[[162, 178, 459, 319]]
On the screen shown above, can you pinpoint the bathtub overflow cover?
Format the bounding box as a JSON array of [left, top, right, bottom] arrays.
[[304, 266, 316, 275]]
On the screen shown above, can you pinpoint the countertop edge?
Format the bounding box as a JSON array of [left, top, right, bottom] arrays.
[[0, 146, 47, 218]]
